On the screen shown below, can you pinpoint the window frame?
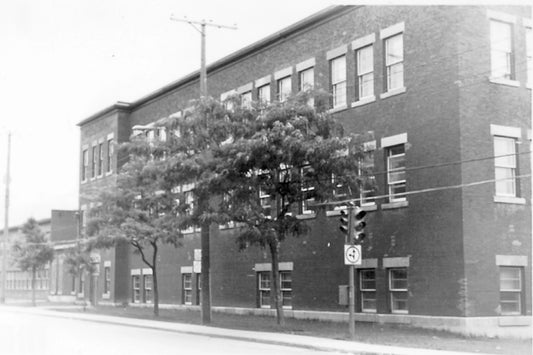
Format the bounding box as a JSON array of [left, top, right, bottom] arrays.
[[359, 269, 377, 313], [355, 45, 374, 101], [280, 271, 292, 309], [493, 136, 518, 197], [106, 138, 113, 174], [499, 266, 523, 315], [143, 274, 153, 304], [384, 33, 404, 93], [104, 266, 111, 295], [490, 19, 515, 81], [330, 55, 347, 109], [182, 273, 192, 305], [81, 149, 88, 182], [277, 76, 292, 102], [258, 271, 271, 309], [257, 84, 271, 104], [91, 145, 97, 179], [389, 268, 408, 314], [386, 144, 406, 203], [132, 275, 141, 303]]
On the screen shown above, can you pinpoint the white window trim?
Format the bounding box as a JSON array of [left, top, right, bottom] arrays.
[[255, 75, 272, 88], [180, 266, 193, 273], [380, 22, 405, 39], [360, 269, 377, 313], [274, 66, 292, 80], [496, 255, 528, 267], [220, 89, 237, 101], [142, 268, 153, 275], [81, 144, 89, 184], [296, 57, 315, 72], [130, 269, 141, 276], [381, 133, 407, 148], [352, 33, 376, 50], [489, 77, 520, 87], [237, 82, 253, 94], [486, 10, 517, 24], [389, 268, 408, 314], [490, 124, 521, 138], [352, 95, 376, 108], [380, 86, 406, 99], [326, 44, 348, 60]]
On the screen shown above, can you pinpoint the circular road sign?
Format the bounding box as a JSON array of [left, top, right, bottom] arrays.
[[344, 244, 362, 265]]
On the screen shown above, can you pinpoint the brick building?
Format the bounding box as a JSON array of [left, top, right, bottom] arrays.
[[77, 5, 531, 337]]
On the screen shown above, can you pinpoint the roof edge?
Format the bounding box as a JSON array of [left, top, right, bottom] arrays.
[[77, 101, 131, 127]]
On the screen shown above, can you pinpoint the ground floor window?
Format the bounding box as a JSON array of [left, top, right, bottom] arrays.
[[499, 267, 522, 315], [104, 266, 111, 294], [182, 273, 192, 305], [144, 275, 153, 304], [389, 268, 408, 313], [258, 271, 292, 309], [196, 274, 202, 305], [132, 275, 141, 303], [258, 272, 271, 308], [79, 272, 85, 296], [359, 269, 377, 312]]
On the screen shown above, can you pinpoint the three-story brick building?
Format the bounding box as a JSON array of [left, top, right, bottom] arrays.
[[77, 5, 531, 337]]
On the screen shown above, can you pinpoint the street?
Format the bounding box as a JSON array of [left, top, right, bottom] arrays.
[[0, 308, 337, 355]]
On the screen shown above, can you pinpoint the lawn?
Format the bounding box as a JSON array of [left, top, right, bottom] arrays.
[[45, 303, 531, 355]]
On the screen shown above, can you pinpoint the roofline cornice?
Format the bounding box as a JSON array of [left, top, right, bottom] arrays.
[[77, 101, 131, 127]]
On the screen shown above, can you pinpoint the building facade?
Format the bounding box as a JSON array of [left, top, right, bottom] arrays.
[[77, 6, 532, 337]]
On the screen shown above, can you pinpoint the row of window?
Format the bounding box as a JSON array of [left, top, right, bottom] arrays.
[[5, 270, 49, 290], [488, 11, 532, 86], [81, 134, 114, 182], [220, 22, 406, 113], [131, 270, 153, 304]]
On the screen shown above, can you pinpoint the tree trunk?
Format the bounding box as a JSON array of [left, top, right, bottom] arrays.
[[31, 266, 36, 307], [152, 249, 159, 317], [200, 218, 211, 324], [269, 238, 284, 326]]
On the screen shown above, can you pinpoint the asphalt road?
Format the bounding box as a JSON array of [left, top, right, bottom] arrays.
[[0, 308, 336, 355]]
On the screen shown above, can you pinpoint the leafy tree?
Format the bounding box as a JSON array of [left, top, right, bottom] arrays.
[[11, 218, 54, 306], [64, 243, 95, 308], [87, 134, 182, 316], [212, 91, 373, 325]]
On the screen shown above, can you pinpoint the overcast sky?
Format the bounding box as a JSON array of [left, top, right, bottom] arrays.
[[0, 0, 527, 227]]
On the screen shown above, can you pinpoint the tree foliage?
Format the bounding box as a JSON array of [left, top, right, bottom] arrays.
[[11, 218, 54, 306]]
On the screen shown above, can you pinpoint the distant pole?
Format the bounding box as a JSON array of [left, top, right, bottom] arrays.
[[169, 14, 237, 325], [1, 132, 11, 304]]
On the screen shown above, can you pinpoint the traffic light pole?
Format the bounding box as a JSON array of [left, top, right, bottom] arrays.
[[347, 204, 356, 340]]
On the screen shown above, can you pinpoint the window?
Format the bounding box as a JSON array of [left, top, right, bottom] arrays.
[[490, 20, 514, 80], [298, 67, 314, 106], [257, 84, 271, 104], [71, 275, 76, 294], [183, 273, 192, 305], [259, 185, 272, 218], [494, 136, 517, 197], [97, 143, 104, 176], [384, 34, 404, 92], [389, 268, 408, 313], [104, 266, 111, 294], [196, 274, 202, 305], [360, 269, 377, 312], [280, 271, 292, 309], [277, 76, 291, 102], [144, 275, 153, 303], [300, 165, 315, 214], [359, 143, 376, 206], [132, 275, 140, 303], [241, 91, 252, 109], [106, 139, 113, 173], [386, 145, 406, 202], [356, 45, 374, 100], [79, 272, 85, 295], [258, 272, 271, 308], [81, 149, 88, 181], [499, 267, 522, 315], [330, 56, 347, 108], [527, 26, 532, 84], [91, 146, 97, 178]]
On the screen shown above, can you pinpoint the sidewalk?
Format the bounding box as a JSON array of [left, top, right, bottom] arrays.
[[2, 305, 495, 355]]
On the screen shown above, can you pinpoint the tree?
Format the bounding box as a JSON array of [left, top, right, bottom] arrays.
[[212, 91, 373, 325], [11, 218, 54, 306], [64, 243, 95, 309], [87, 134, 182, 316]]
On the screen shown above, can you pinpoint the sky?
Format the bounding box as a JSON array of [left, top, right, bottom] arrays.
[[0, 0, 527, 228]]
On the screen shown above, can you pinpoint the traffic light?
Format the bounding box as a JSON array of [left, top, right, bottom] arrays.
[[339, 209, 350, 236], [353, 206, 366, 243]]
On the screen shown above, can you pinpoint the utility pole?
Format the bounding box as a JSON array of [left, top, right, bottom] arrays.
[[346, 203, 356, 340], [1, 131, 11, 304], [169, 16, 237, 97], [170, 15, 237, 325]]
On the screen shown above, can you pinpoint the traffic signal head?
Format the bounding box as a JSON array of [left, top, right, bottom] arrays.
[[339, 209, 349, 236], [353, 207, 366, 243]]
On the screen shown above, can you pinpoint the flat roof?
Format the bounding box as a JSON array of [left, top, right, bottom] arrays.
[[78, 5, 355, 126]]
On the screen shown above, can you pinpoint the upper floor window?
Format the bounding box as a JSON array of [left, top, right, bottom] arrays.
[[298, 67, 314, 106], [493, 136, 517, 197], [490, 20, 514, 80], [257, 84, 271, 104], [81, 149, 88, 182], [359, 142, 376, 206], [330, 56, 346, 108], [356, 45, 374, 100], [241, 91, 252, 109], [384, 34, 404, 92], [277, 76, 291, 102], [386, 144, 406, 202], [91, 146, 97, 179], [300, 165, 315, 215], [106, 139, 113, 173], [526, 25, 532, 85], [97, 142, 104, 176]]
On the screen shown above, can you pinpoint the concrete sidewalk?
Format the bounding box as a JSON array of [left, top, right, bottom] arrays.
[[2, 305, 493, 355]]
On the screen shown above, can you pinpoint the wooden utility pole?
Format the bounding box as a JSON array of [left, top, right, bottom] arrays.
[[170, 15, 237, 324]]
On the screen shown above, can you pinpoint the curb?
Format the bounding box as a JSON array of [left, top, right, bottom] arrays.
[[1, 305, 494, 355]]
